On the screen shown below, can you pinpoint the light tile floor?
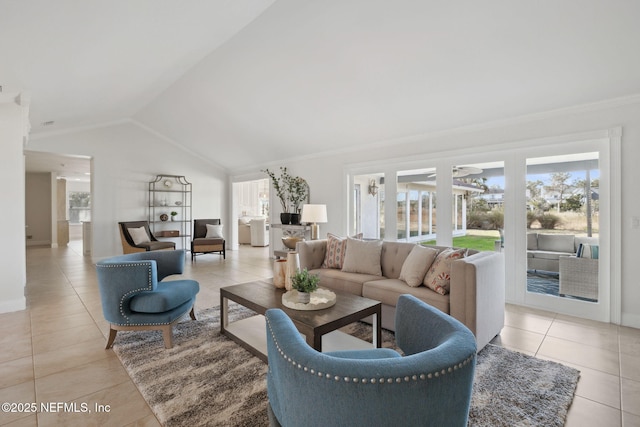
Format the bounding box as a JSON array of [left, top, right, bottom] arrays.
[[1, 240, 639, 426]]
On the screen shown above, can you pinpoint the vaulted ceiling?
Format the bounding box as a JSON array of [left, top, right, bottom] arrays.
[[4, 0, 640, 173]]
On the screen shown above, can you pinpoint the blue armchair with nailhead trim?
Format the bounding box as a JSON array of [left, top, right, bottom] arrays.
[[265, 294, 476, 427], [96, 249, 199, 349]]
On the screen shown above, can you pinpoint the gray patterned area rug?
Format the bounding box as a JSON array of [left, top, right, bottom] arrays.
[[113, 305, 579, 427]]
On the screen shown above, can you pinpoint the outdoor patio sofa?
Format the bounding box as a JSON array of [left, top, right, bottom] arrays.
[[296, 238, 505, 351], [527, 232, 599, 273]]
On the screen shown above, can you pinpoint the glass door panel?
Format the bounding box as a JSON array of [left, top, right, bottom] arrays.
[[397, 168, 436, 242], [525, 153, 600, 303], [455, 162, 504, 252], [353, 174, 383, 239]]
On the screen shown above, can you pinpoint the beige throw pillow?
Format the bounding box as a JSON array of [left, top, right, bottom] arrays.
[[205, 224, 224, 239], [128, 226, 150, 245], [341, 238, 383, 276], [423, 248, 466, 295], [399, 245, 438, 287]]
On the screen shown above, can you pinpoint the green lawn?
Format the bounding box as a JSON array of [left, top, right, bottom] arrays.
[[421, 235, 498, 252]]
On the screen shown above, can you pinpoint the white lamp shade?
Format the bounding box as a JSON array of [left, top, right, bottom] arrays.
[[301, 204, 327, 223]]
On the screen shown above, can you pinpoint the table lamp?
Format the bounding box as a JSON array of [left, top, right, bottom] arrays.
[[301, 204, 327, 240]]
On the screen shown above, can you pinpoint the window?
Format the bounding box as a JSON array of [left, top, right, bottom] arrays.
[[68, 192, 91, 224]]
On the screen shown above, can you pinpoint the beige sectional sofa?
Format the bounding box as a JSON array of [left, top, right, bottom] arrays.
[[296, 239, 505, 351], [527, 233, 598, 272]]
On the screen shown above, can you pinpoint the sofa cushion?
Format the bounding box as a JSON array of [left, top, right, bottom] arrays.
[[423, 248, 466, 295], [380, 241, 420, 279], [311, 268, 381, 295], [323, 233, 349, 269], [362, 279, 450, 314], [398, 245, 438, 287], [537, 234, 575, 253], [342, 238, 383, 276], [128, 226, 150, 245], [527, 233, 538, 250]]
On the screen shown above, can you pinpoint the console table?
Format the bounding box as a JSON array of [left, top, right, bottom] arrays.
[[270, 223, 310, 258]]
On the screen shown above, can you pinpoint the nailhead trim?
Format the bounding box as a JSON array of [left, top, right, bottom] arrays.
[[266, 317, 474, 386], [97, 262, 155, 325]]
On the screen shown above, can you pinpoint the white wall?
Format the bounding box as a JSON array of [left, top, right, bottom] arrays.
[[27, 121, 228, 261], [238, 98, 640, 328], [0, 97, 27, 313]]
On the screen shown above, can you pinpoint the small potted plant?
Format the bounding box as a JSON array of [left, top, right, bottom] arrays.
[[291, 268, 320, 303], [170, 211, 178, 221]]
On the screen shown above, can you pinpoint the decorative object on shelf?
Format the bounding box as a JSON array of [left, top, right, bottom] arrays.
[[290, 268, 319, 303], [280, 212, 291, 225], [273, 259, 287, 289], [262, 167, 310, 224], [282, 236, 304, 250], [368, 179, 379, 196], [282, 288, 336, 310], [285, 252, 300, 291], [289, 213, 300, 225], [149, 175, 192, 252], [287, 176, 309, 221], [262, 167, 291, 219], [301, 204, 327, 240]]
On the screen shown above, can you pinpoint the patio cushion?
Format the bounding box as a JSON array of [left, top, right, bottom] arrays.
[[537, 234, 574, 253], [528, 250, 573, 260]]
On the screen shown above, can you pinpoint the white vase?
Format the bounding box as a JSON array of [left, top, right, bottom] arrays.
[[297, 291, 310, 304], [285, 252, 300, 291], [273, 259, 287, 289]]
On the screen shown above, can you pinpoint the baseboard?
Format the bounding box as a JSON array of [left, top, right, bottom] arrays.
[[0, 297, 26, 314], [621, 312, 640, 329], [26, 240, 51, 247]]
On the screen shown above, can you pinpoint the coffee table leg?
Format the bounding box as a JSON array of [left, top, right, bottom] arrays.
[[373, 311, 381, 348], [220, 295, 229, 333], [311, 333, 322, 352]]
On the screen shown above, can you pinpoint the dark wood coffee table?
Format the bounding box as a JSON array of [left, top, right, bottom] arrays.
[[220, 279, 382, 362]]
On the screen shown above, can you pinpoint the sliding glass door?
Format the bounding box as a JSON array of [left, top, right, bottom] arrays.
[[524, 153, 601, 309], [346, 128, 618, 323]]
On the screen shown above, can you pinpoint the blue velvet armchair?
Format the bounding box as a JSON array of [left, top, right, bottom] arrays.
[[265, 294, 477, 427], [96, 249, 199, 349]]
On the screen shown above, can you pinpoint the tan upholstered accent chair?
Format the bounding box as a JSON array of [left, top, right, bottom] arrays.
[[191, 219, 226, 261], [118, 221, 175, 254]]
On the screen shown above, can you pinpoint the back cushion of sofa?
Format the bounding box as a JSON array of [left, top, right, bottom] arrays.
[[527, 233, 538, 250], [537, 234, 575, 253], [380, 241, 417, 279]]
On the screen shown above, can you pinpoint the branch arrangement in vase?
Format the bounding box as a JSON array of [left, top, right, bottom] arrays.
[[263, 167, 309, 222]]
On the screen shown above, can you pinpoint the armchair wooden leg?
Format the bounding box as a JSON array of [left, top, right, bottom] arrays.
[[189, 306, 197, 320], [105, 328, 118, 349], [161, 325, 174, 349]]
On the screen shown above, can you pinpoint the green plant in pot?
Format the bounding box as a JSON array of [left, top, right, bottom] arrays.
[[291, 268, 319, 304], [287, 176, 309, 224], [262, 167, 291, 224], [170, 211, 178, 221]]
